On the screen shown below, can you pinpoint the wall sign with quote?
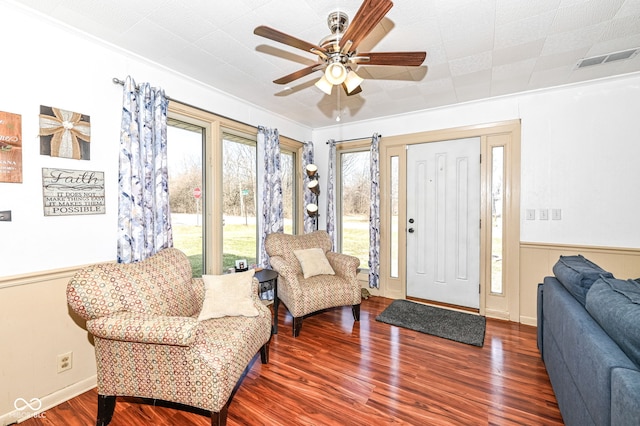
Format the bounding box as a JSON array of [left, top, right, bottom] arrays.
[[39, 106, 91, 160], [0, 111, 22, 183], [42, 168, 105, 216]]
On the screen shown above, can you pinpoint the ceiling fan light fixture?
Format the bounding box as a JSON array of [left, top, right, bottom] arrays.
[[344, 69, 364, 94], [255, 1, 427, 97], [315, 75, 333, 95], [325, 61, 347, 85]]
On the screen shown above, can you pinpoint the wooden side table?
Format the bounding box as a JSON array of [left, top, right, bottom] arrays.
[[254, 268, 278, 334]]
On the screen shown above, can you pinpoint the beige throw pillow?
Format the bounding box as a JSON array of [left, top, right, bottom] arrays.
[[198, 269, 259, 321], [294, 247, 335, 279]]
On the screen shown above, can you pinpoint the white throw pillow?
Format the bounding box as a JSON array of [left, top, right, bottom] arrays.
[[198, 269, 259, 321], [294, 247, 335, 279]]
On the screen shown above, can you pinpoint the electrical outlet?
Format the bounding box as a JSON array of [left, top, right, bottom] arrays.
[[57, 352, 73, 373]]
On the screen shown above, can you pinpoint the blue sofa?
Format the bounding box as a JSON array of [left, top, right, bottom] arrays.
[[537, 255, 640, 425]]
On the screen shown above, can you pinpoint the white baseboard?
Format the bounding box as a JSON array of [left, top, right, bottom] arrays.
[[1, 375, 96, 425], [520, 315, 537, 327], [484, 309, 510, 321]]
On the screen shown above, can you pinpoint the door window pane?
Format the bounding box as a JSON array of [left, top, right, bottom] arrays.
[[491, 146, 504, 294], [167, 120, 204, 277], [340, 150, 370, 268], [390, 156, 399, 278]]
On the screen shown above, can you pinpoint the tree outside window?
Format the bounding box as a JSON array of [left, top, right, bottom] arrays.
[[222, 133, 295, 271], [340, 150, 370, 268], [167, 120, 204, 277]]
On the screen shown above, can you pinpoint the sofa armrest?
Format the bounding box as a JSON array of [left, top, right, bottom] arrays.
[[191, 276, 205, 305], [537, 282, 544, 356], [87, 312, 199, 346], [612, 367, 640, 426], [269, 256, 304, 297], [326, 252, 360, 278], [269, 256, 299, 281]]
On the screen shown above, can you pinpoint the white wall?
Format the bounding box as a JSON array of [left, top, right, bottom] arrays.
[[1, 1, 639, 422], [312, 73, 640, 249], [0, 2, 312, 278], [0, 3, 311, 423]]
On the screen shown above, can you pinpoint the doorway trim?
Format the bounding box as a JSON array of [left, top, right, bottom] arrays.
[[379, 120, 521, 321]]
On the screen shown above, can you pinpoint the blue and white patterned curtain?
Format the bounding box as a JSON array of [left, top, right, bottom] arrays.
[[369, 133, 381, 288], [326, 139, 337, 250], [302, 141, 315, 234], [258, 126, 283, 267], [117, 76, 171, 263]]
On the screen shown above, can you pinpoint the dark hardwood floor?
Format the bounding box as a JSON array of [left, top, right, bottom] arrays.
[[22, 297, 563, 425]]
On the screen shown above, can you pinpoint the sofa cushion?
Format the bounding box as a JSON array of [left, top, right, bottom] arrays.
[[294, 247, 335, 279], [198, 270, 259, 321], [552, 255, 613, 306], [586, 277, 640, 368]]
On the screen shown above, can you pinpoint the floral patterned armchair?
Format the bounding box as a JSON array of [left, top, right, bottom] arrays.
[[265, 231, 361, 337], [66, 248, 272, 426]]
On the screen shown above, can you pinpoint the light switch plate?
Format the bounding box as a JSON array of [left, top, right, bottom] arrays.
[[539, 209, 549, 220]]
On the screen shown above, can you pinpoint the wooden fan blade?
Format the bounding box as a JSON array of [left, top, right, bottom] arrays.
[[254, 26, 324, 54], [355, 51, 427, 66], [339, 0, 393, 51], [342, 83, 363, 96], [273, 64, 321, 85]]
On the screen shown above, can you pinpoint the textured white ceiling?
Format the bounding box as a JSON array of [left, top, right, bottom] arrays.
[[11, 0, 640, 128]]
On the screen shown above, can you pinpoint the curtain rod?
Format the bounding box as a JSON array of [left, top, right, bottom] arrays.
[[327, 135, 381, 144], [112, 77, 257, 131], [112, 77, 173, 100], [113, 77, 371, 143]]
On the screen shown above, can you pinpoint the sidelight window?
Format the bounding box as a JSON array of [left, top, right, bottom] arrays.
[[490, 146, 504, 294]]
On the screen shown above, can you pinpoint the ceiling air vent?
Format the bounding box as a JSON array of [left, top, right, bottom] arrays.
[[576, 48, 640, 69]]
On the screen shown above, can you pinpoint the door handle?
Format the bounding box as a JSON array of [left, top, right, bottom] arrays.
[[408, 228, 415, 233]]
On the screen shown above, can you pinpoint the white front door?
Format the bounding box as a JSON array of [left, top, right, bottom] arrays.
[[406, 138, 481, 309]]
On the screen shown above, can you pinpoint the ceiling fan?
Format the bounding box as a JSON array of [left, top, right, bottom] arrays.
[[254, 0, 426, 96]]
